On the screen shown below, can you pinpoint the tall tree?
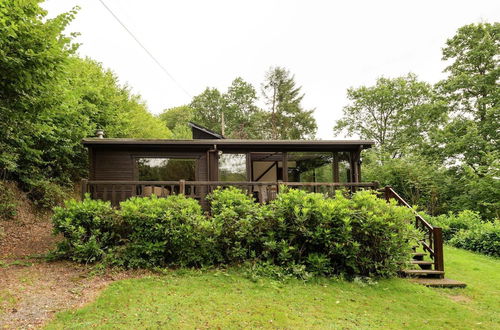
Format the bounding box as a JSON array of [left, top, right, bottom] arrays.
[[262, 67, 317, 139], [0, 0, 78, 180], [432, 22, 499, 170], [189, 78, 266, 139], [159, 105, 194, 131], [333, 73, 443, 159], [190, 87, 227, 135], [430, 23, 500, 218]]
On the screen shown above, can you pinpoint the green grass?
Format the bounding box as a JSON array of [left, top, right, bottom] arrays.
[[46, 246, 499, 329]]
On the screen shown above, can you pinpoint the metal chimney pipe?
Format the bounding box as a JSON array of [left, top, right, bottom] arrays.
[[96, 129, 104, 139]]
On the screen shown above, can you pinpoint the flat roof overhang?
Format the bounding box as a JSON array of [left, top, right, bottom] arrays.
[[82, 138, 375, 152]]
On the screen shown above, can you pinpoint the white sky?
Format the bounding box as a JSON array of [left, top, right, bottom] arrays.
[[42, 0, 499, 139]]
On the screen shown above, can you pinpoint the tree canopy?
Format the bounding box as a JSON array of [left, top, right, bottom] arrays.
[[333, 73, 444, 159], [0, 1, 170, 190], [262, 67, 317, 140]]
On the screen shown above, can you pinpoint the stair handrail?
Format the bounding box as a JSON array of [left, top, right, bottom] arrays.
[[382, 186, 444, 272]]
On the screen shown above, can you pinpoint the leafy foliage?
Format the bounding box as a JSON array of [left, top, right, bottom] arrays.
[[186, 69, 317, 140], [428, 210, 483, 241], [362, 154, 446, 215], [52, 189, 418, 278], [333, 73, 444, 158], [51, 196, 117, 263], [207, 187, 271, 263], [267, 189, 417, 277], [262, 67, 317, 139], [189, 78, 267, 139], [118, 195, 216, 268], [0, 181, 17, 220], [449, 221, 500, 257], [427, 210, 499, 257], [0, 2, 171, 205]]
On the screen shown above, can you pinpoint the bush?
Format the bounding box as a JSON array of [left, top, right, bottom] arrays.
[[27, 179, 69, 209], [267, 188, 418, 277], [118, 194, 216, 268], [349, 191, 419, 277], [428, 210, 483, 241], [207, 187, 271, 263], [0, 181, 17, 220], [52, 188, 421, 278], [51, 196, 117, 263], [449, 221, 500, 257]]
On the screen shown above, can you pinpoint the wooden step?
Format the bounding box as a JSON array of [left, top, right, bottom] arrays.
[[410, 260, 434, 265], [409, 278, 467, 288], [401, 269, 444, 276]]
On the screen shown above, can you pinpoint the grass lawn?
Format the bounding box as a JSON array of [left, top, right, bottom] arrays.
[[46, 246, 499, 329]]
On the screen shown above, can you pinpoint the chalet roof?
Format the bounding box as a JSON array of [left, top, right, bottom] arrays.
[[82, 138, 375, 152], [188, 122, 225, 139]]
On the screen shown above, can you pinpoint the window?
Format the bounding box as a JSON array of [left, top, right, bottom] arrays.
[[219, 153, 247, 181], [137, 158, 196, 181], [287, 152, 333, 182]]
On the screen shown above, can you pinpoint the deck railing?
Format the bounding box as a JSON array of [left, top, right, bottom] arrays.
[[382, 186, 444, 273], [81, 179, 379, 206]]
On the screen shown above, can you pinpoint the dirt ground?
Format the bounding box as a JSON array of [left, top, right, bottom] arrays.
[[0, 187, 147, 329]]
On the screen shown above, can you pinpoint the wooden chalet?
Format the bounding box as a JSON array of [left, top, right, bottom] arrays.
[[81, 123, 456, 284]]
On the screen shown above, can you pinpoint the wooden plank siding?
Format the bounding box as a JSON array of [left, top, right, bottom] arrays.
[[84, 139, 375, 206]]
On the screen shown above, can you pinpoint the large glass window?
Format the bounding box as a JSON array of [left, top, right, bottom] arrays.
[[287, 152, 333, 182], [219, 153, 247, 181], [137, 158, 196, 181], [337, 152, 351, 183]]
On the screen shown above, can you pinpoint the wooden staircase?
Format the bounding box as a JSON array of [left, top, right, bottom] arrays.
[[382, 186, 466, 288]]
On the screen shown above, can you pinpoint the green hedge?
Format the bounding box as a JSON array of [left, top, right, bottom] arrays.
[[51, 188, 419, 278], [117, 194, 218, 268], [428, 210, 499, 257], [52, 197, 118, 263]]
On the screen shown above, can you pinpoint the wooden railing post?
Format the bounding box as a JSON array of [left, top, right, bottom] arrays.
[[179, 179, 186, 195], [384, 186, 392, 202], [433, 227, 444, 273], [81, 179, 88, 200]]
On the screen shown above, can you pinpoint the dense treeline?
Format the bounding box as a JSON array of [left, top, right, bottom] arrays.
[[0, 1, 171, 206], [1, 1, 497, 224], [160, 68, 318, 140], [334, 23, 499, 220]]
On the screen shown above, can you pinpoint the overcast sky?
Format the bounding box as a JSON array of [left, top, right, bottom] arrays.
[[42, 0, 499, 139]]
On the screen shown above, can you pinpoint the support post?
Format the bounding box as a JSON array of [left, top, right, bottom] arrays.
[[282, 152, 288, 182], [433, 227, 445, 274], [384, 186, 392, 202], [81, 179, 88, 200], [332, 152, 339, 183], [179, 179, 186, 195]]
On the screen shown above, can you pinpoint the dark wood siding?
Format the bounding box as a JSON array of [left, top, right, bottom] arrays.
[[89, 146, 209, 205]]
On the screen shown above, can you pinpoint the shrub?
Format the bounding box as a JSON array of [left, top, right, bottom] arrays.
[[51, 196, 117, 263], [51, 188, 421, 278], [27, 179, 69, 209], [0, 181, 17, 220], [449, 221, 500, 257], [207, 187, 273, 263], [428, 210, 483, 241], [349, 190, 419, 277], [267, 188, 418, 277], [265, 189, 353, 275], [118, 194, 216, 268]]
